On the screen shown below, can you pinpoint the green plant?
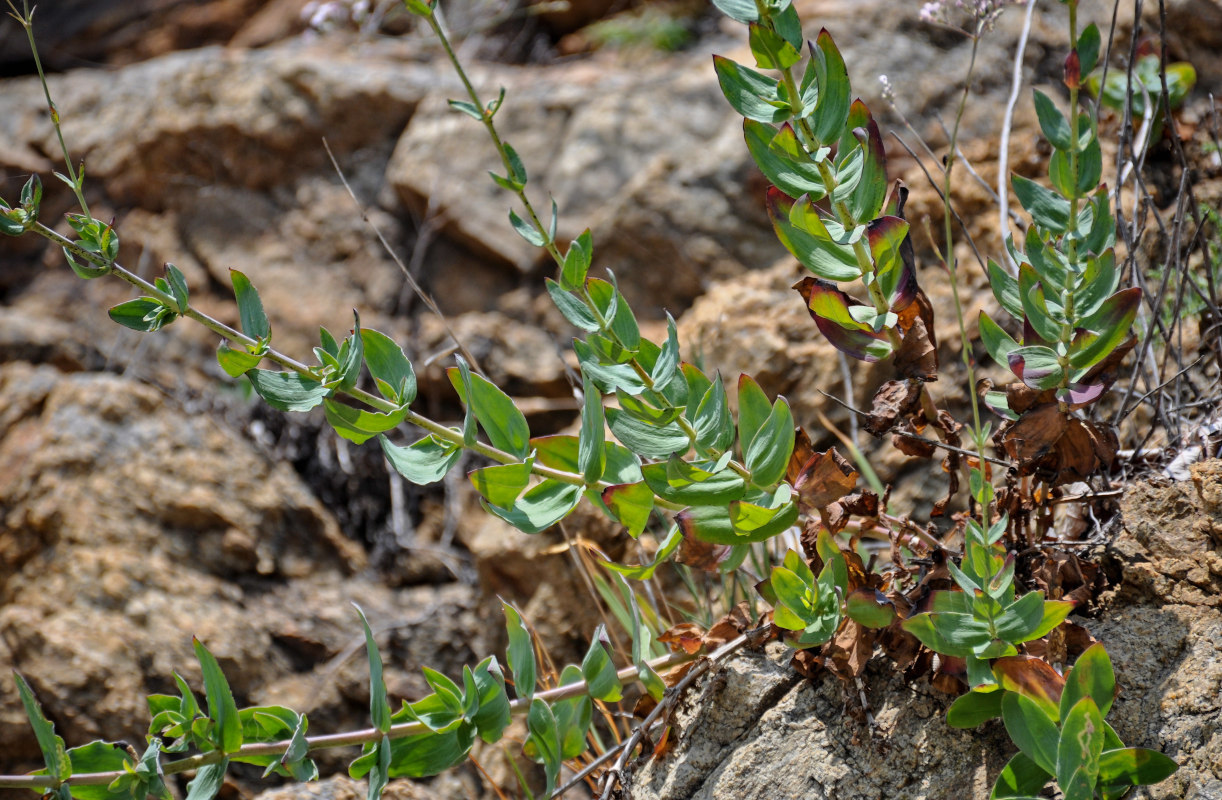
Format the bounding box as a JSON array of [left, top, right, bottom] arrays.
[[0, 0, 1185, 797], [948, 645, 1178, 799], [1088, 44, 1196, 145]]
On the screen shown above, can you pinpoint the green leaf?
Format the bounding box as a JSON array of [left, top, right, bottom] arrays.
[[901, 613, 992, 658], [1003, 691, 1061, 775], [991, 751, 1052, 799], [216, 342, 262, 377], [509, 209, 544, 246], [810, 30, 851, 144], [229, 269, 270, 341], [246, 370, 328, 412], [385, 726, 474, 780], [748, 22, 801, 70], [743, 120, 827, 199], [483, 479, 581, 534], [503, 602, 536, 701], [575, 377, 607, 485], [324, 399, 410, 446], [1023, 599, 1074, 643], [846, 588, 896, 629], [601, 481, 655, 537], [59, 742, 131, 800], [503, 143, 528, 185], [525, 699, 563, 796], [642, 455, 745, 505], [1033, 90, 1072, 150], [677, 501, 796, 545], [354, 605, 392, 734], [588, 277, 641, 350], [164, 263, 189, 314], [606, 407, 689, 459], [744, 397, 794, 487], [1057, 697, 1104, 800], [979, 311, 1020, 365], [361, 329, 416, 405], [448, 99, 483, 120], [736, 374, 772, 455], [844, 112, 887, 222], [546, 279, 600, 332], [380, 435, 461, 485], [469, 459, 534, 509], [947, 687, 1005, 728], [601, 523, 682, 579], [581, 625, 623, 702], [729, 496, 799, 538], [651, 313, 681, 391], [561, 230, 593, 291], [713, 55, 789, 123], [1008, 345, 1064, 391], [1070, 287, 1140, 371], [692, 373, 734, 452], [768, 189, 860, 281], [192, 639, 242, 753], [988, 257, 1024, 319], [711, 0, 757, 22], [184, 760, 228, 800], [1013, 175, 1071, 233], [13, 672, 69, 780], [1097, 747, 1179, 790], [365, 736, 390, 800], [531, 434, 641, 484], [552, 666, 592, 759], [994, 591, 1048, 643], [448, 363, 531, 458], [108, 298, 176, 332], [1077, 24, 1101, 75], [472, 657, 511, 744], [1061, 644, 1115, 720]]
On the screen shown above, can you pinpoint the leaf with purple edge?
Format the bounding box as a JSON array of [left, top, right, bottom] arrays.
[[867, 215, 909, 300], [1008, 345, 1063, 390], [601, 481, 654, 537], [993, 656, 1065, 721], [794, 278, 891, 361], [845, 118, 887, 223], [809, 30, 850, 144], [1069, 287, 1140, 371]]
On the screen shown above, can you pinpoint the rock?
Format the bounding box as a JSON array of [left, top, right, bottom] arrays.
[[0, 0, 268, 69], [629, 464, 1222, 799], [0, 363, 496, 785], [385, 51, 782, 316]]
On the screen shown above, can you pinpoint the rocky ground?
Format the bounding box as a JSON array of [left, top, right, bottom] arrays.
[[0, 0, 1219, 798]]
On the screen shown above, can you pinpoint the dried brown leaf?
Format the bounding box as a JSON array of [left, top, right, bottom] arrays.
[[894, 315, 938, 381], [792, 447, 859, 515], [866, 380, 923, 436], [658, 622, 706, 655]]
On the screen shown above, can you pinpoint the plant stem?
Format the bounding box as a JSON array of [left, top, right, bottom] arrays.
[[0, 650, 694, 791], [7, 0, 91, 219], [25, 220, 686, 513], [424, 12, 564, 267]]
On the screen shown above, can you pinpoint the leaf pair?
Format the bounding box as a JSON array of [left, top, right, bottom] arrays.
[[947, 646, 1178, 799]]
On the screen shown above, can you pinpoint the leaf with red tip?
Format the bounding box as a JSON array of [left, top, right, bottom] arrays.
[[845, 117, 887, 223], [809, 30, 850, 144], [793, 278, 891, 362], [867, 215, 910, 302], [992, 656, 1066, 721], [1069, 287, 1141, 371]]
